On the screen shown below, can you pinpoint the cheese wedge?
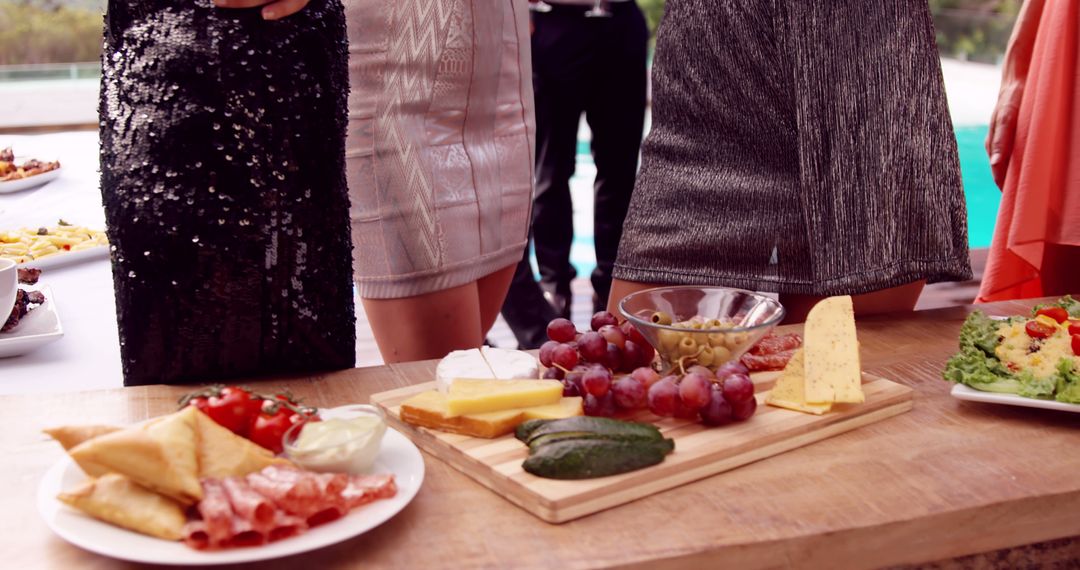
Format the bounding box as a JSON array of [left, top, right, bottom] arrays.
[[521, 397, 584, 420], [436, 349, 496, 393], [765, 349, 832, 415], [67, 407, 202, 505], [446, 379, 564, 417], [481, 347, 539, 380], [191, 408, 293, 478], [803, 296, 864, 404], [58, 473, 186, 541], [400, 391, 526, 438], [43, 425, 121, 451]]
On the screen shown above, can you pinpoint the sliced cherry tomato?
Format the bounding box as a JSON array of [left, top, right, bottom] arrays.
[[1072, 334, 1080, 357], [1035, 307, 1069, 324], [206, 386, 262, 436], [1068, 320, 1080, 336], [1025, 319, 1056, 339]]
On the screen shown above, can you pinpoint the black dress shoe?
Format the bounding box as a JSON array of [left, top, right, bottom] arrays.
[[541, 282, 572, 320]]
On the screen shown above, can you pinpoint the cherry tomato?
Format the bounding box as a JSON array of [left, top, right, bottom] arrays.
[[1072, 334, 1080, 357], [206, 386, 262, 436], [1025, 320, 1056, 339], [248, 400, 317, 454], [1068, 320, 1080, 336], [1035, 307, 1069, 324], [185, 395, 210, 415]]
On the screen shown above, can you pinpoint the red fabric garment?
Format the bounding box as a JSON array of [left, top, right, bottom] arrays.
[[978, 0, 1080, 302]]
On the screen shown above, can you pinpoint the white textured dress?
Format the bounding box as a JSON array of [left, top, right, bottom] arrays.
[[345, 0, 536, 299]]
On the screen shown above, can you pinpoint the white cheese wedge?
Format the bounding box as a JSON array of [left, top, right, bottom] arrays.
[[803, 295, 864, 404], [481, 346, 539, 381], [435, 349, 495, 394]]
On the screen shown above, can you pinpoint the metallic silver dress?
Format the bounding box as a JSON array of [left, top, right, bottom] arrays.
[[613, 0, 973, 295]]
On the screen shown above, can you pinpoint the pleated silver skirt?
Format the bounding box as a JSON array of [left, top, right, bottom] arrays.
[[614, 0, 973, 296]]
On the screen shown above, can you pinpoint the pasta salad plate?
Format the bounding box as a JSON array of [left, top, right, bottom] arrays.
[[38, 426, 425, 565]]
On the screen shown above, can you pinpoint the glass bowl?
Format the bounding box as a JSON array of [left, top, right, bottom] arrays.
[[282, 404, 387, 474], [618, 286, 785, 373]]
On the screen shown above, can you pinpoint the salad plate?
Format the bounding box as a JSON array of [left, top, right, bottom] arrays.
[[38, 421, 425, 565], [0, 167, 62, 194], [950, 383, 1080, 413]]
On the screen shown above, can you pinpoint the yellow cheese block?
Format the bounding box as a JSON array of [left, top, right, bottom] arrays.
[[399, 391, 582, 438], [400, 391, 524, 438], [446, 379, 564, 417], [803, 296, 864, 404], [521, 397, 584, 420], [765, 349, 832, 415]]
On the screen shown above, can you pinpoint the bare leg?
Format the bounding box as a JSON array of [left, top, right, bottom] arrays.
[[362, 282, 483, 364], [477, 263, 518, 336], [780, 280, 926, 323]]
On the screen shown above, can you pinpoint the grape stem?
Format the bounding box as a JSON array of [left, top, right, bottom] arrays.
[[552, 363, 572, 374], [676, 347, 707, 376]]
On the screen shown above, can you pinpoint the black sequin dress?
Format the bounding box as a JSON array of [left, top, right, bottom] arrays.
[[613, 0, 973, 295], [100, 0, 356, 385]]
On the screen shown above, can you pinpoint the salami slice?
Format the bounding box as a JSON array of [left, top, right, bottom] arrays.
[[343, 474, 397, 509], [267, 511, 306, 543], [197, 479, 235, 548], [748, 333, 803, 356], [222, 477, 274, 526], [740, 349, 798, 371], [183, 520, 210, 551], [228, 514, 266, 548]]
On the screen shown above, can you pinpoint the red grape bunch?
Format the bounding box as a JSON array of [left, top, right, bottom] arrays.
[[538, 311, 657, 415], [646, 361, 758, 426]]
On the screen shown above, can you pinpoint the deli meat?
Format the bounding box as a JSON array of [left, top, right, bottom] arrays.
[[183, 466, 397, 550], [747, 333, 802, 356], [741, 349, 799, 372]]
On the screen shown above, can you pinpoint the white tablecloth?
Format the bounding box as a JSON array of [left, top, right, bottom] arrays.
[[0, 132, 122, 394]]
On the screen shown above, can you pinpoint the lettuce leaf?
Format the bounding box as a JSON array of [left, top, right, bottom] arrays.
[[943, 312, 1023, 393], [1055, 358, 1080, 404], [1033, 295, 1080, 318]]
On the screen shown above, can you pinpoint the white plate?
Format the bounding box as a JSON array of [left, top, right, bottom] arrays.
[[14, 244, 109, 270], [0, 285, 62, 358], [0, 168, 62, 194], [37, 419, 425, 565], [951, 383, 1080, 413]]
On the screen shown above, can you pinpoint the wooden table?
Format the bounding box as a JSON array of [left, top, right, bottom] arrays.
[[4, 297, 1080, 569]]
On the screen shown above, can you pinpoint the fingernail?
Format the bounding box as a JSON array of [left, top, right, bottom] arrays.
[[989, 153, 1001, 165], [214, 0, 228, 5], [262, 9, 277, 19]]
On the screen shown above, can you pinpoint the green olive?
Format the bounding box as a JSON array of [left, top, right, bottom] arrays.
[[724, 332, 748, 349], [650, 311, 673, 325], [659, 329, 681, 352], [708, 333, 726, 347], [697, 346, 715, 366], [678, 336, 698, 356], [710, 345, 732, 363]]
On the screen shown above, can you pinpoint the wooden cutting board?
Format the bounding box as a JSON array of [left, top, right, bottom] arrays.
[[371, 373, 913, 523]]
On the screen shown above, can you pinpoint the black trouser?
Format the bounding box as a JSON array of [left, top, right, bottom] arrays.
[[531, 1, 648, 310], [499, 1, 647, 346]]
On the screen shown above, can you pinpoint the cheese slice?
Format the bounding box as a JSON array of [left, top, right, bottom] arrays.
[[436, 349, 496, 393], [446, 379, 564, 417], [521, 397, 583, 420], [399, 392, 581, 438], [803, 296, 864, 404], [481, 347, 539, 380], [764, 349, 832, 415], [400, 391, 525, 438]]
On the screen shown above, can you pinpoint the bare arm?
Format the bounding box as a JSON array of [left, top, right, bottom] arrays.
[[986, 0, 1047, 189], [214, 0, 310, 21]]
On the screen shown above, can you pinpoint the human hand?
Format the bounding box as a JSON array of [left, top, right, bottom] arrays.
[[986, 79, 1022, 190], [213, 0, 310, 21]]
